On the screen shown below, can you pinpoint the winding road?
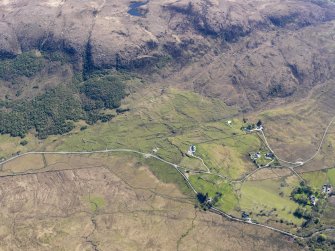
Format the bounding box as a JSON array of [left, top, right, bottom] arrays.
[[0, 146, 334, 240], [0, 115, 334, 240]]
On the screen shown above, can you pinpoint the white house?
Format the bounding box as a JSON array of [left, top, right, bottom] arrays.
[[187, 145, 196, 156]]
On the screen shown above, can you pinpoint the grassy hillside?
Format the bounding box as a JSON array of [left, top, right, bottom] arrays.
[[0, 77, 334, 245]]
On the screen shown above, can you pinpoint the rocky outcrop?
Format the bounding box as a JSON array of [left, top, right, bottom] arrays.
[[164, 0, 335, 41], [1, 0, 333, 65]]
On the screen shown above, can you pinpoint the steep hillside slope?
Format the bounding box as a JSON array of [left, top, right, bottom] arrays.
[[0, 0, 334, 109]]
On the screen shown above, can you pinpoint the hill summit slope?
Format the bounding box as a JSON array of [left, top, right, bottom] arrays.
[[0, 0, 335, 108]]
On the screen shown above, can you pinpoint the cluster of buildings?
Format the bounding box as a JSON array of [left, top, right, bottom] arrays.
[[310, 184, 333, 206], [249, 152, 261, 161], [249, 151, 275, 161], [243, 121, 264, 132]]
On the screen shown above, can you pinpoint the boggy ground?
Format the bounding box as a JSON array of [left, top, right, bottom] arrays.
[[0, 153, 299, 251]]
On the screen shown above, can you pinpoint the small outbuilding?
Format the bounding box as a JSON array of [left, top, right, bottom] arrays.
[[265, 152, 275, 160]]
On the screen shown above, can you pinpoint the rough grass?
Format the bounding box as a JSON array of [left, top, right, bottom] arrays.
[[197, 144, 249, 179], [301, 168, 335, 189], [240, 178, 303, 225], [252, 82, 335, 171], [0, 153, 300, 250], [54, 88, 244, 166], [2, 153, 45, 173], [0, 133, 48, 162], [0, 87, 288, 225], [50, 88, 247, 214], [327, 168, 335, 186], [88, 195, 106, 211], [141, 156, 194, 197], [189, 174, 238, 212], [179, 156, 206, 171], [303, 171, 328, 189], [1, 85, 330, 229]]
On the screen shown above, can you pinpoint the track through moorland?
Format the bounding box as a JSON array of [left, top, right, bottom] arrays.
[[0, 145, 334, 240], [0, 116, 334, 240], [259, 115, 335, 167], [234, 115, 335, 183]]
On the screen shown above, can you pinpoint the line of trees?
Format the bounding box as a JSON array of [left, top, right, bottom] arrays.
[[196, 192, 222, 210]]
